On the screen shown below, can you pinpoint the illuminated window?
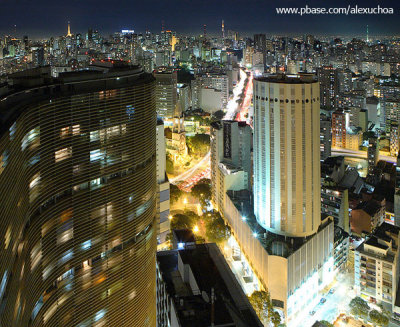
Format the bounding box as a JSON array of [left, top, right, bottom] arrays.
[[60, 126, 70, 139], [58, 249, 73, 265], [30, 241, 42, 271], [55, 147, 72, 162], [42, 262, 55, 280], [9, 122, 16, 140], [29, 172, 40, 189], [72, 124, 80, 136], [90, 130, 99, 142], [90, 149, 103, 162], [81, 240, 92, 250], [21, 127, 40, 151], [57, 221, 73, 244], [27, 154, 40, 166], [31, 296, 43, 321]]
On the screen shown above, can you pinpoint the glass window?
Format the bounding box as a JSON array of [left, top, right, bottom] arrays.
[[55, 147, 72, 162], [90, 130, 99, 142], [21, 127, 40, 151], [58, 249, 74, 265], [72, 125, 80, 136], [60, 126, 70, 139], [30, 172, 40, 189]]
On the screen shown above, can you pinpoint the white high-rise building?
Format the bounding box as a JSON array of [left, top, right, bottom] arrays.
[[253, 73, 321, 237]]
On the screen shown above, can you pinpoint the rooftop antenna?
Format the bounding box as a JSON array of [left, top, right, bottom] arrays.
[[222, 20, 225, 39], [161, 20, 165, 33], [366, 25, 369, 43]]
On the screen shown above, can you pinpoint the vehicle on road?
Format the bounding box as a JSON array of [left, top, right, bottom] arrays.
[[309, 311, 316, 316], [320, 298, 326, 304], [329, 288, 335, 294]]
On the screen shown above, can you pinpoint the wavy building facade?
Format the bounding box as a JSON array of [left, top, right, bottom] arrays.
[[0, 63, 157, 327]]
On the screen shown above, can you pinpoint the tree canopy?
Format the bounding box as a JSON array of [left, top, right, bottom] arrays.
[[170, 184, 183, 204], [170, 213, 197, 230], [205, 212, 231, 244], [349, 297, 370, 317], [186, 134, 210, 156], [248, 290, 281, 327], [369, 309, 389, 326]]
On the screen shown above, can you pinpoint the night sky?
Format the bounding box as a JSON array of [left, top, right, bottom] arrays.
[[0, 0, 399, 38]]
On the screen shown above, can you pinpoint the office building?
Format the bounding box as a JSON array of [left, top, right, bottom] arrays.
[[154, 66, 178, 118], [318, 66, 339, 110], [368, 136, 379, 174], [253, 74, 321, 237], [210, 120, 252, 214], [320, 114, 332, 160], [191, 73, 229, 111], [0, 63, 157, 327], [212, 74, 334, 325]]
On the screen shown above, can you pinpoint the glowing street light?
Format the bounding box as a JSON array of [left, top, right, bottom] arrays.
[[253, 232, 258, 238], [193, 225, 199, 233], [168, 215, 173, 220], [242, 216, 247, 221], [183, 198, 188, 205]]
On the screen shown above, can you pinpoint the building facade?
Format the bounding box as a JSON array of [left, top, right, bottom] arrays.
[[253, 74, 321, 237], [154, 66, 178, 118], [0, 65, 157, 327]]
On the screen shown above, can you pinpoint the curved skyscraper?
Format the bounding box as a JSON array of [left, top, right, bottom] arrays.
[[253, 74, 321, 237], [0, 64, 157, 327]]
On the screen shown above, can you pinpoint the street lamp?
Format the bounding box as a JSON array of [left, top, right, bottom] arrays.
[[168, 215, 173, 220], [193, 225, 199, 233]]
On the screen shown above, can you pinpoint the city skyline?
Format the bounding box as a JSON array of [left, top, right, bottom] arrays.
[[1, 0, 400, 38]]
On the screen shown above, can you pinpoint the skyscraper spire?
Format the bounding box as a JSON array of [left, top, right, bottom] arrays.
[[366, 24, 369, 43], [222, 20, 225, 39], [67, 21, 72, 37]]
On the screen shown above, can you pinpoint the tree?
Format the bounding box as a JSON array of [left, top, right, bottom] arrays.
[[213, 110, 225, 120], [248, 290, 281, 326], [369, 310, 389, 326], [191, 180, 211, 207], [319, 321, 334, 327], [186, 134, 210, 156], [349, 297, 370, 317], [170, 184, 183, 204], [170, 213, 196, 230], [205, 212, 231, 244]]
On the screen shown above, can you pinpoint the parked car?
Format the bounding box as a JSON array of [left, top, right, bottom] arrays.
[[320, 298, 326, 304], [329, 288, 335, 294], [309, 310, 316, 316]]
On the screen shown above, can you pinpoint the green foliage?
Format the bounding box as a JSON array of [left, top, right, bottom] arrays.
[[170, 213, 196, 230], [205, 212, 231, 244], [248, 290, 281, 326], [319, 321, 334, 327], [170, 184, 182, 204], [191, 180, 211, 206], [349, 297, 370, 317], [186, 134, 210, 155], [166, 156, 174, 174], [369, 309, 389, 326]]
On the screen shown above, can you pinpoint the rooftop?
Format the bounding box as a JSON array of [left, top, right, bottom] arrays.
[[255, 73, 317, 84], [157, 244, 262, 327], [226, 190, 332, 258]]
